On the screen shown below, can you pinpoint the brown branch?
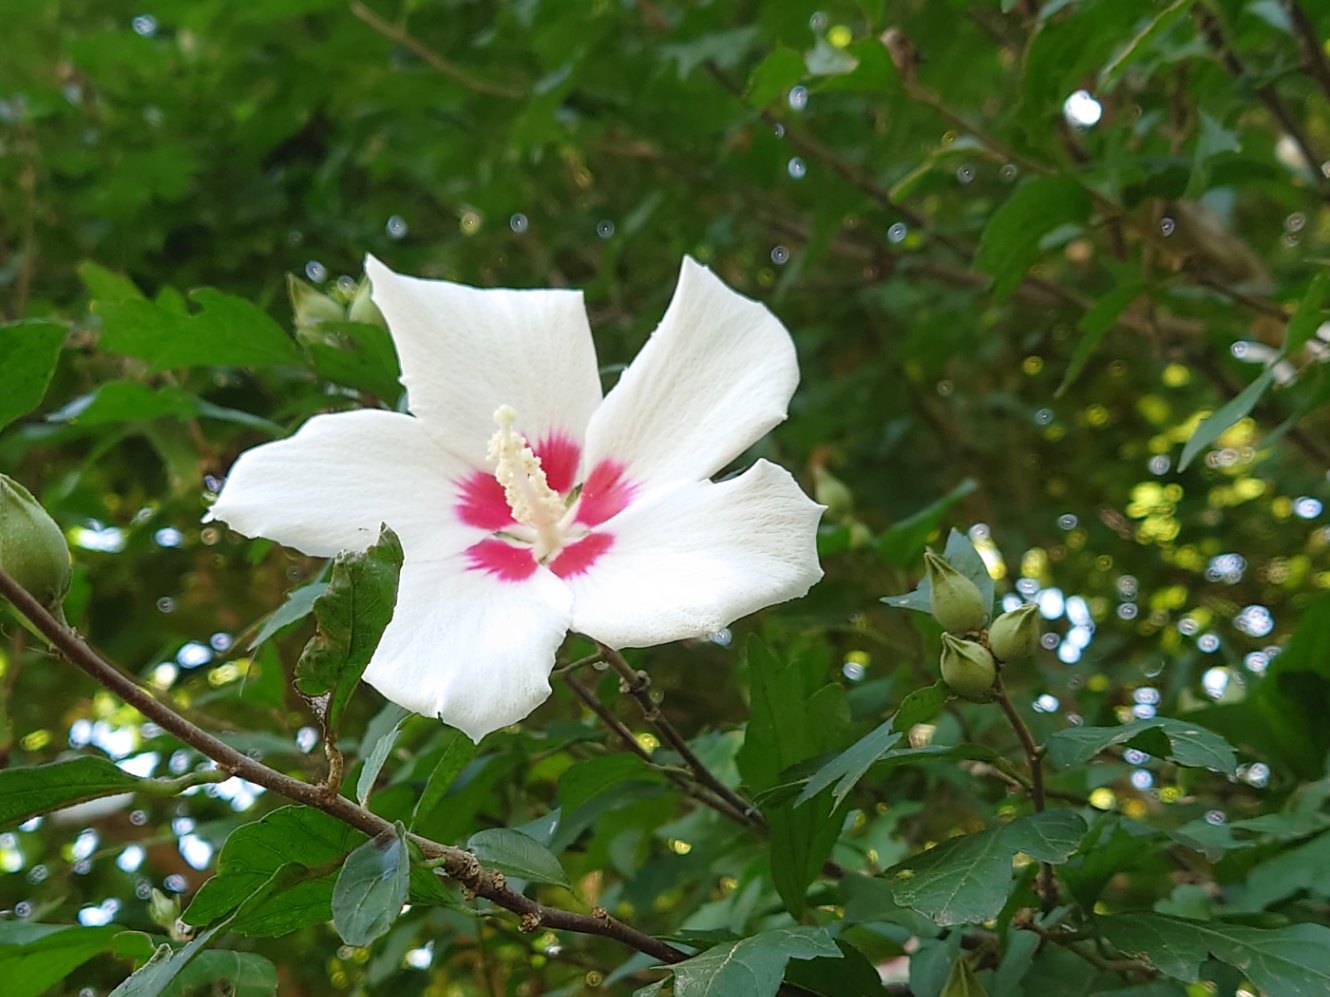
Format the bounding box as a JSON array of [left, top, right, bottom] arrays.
[[701, 61, 974, 261], [1193, 4, 1330, 199], [1280, 0, 1330, 101], [596, 645, 764, 829], [594, 644, 848, 881], [349, 2, 527, 100], [0, 565, 686, 967], [1016, 916, 1158, 979]]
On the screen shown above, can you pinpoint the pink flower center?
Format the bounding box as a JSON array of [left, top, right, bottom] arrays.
[[458, 412, 635, 582]]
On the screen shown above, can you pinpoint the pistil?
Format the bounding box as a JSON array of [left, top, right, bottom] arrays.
[[488, 406, 567, 560]]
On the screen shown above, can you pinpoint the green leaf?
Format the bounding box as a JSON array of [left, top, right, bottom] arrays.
[[1185, 112, 1240, 197], [115, 865, 308, 996], [45, 381, 198, 426], [1002, 810, 1086, 863], [295, 525, 403, 738], [890, 811, 1087, 926], [78, 260, 146, 302], [0, 320, 66, 433], [1057, 282, 1147, 398], [466, 828, 570, 887], [840, 874, 943, 937], [669, 926, 841, 997], [739, 640, 849, 916], [0, 757, 145, 829], [557, 753, 666, 817], [160, 951, 278, 997], [0, 923, 130, 997], [248, 580, 329, 651], [892, 831, 1005, 927], [875, 479, 977, 569], [1045, 717, 1237, 774], [302, 320, 402, 404], [1022, 0, 1153, 117], [783, 940, 891, 997], [794, 719, 901, 807], [892, 681, 950, 734], [973, 178, 1092, 301], [183, 806, 365, 935], [356, 713, 407, 807], [95, 290, 303, 371], [744, 46, 804, 108], [941, 954, 989, 997], [332, 822, 410, 946], [1285, 271, 1330, 356], [1099, 0, 1198, 85], [1178, 369, 1275, 471], [1100, 913, 1330, 994], [410, 728, 477, 828], [883, 528, 994, 617]]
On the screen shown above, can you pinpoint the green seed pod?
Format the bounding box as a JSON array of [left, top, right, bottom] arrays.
[[288, 273, 345, 328], [940, 633, 997, 700], [0, 474, 72, 619], [989, 602, 1042, 662], [925, 550, 988, 633]]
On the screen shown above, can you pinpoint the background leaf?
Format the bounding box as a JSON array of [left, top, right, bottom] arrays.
[[332, 822, 409, 946], [0, 320, 66, 433]]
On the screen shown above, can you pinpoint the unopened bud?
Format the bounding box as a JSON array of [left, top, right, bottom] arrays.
[[0, 474, 72, 620], [925, 551, 988, 633], [148, 887, 180, 930], [940, 633, 997, 700], [348, 277, 386, 328], [288, 274, 344, 328], [989, 603, 1041, 661], [812, 466, 854, 521]]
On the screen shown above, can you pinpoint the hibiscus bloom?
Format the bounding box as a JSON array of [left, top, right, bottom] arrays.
[[209, 256, 823, 741]]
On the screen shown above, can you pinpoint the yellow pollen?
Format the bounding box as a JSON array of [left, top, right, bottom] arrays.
[[488, 406, 566, 555]]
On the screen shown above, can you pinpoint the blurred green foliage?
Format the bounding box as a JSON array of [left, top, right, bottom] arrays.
[[4, 0, 1330, 994]]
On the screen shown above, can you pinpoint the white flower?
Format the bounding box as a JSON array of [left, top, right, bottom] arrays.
[[209, 256, 824, 741]]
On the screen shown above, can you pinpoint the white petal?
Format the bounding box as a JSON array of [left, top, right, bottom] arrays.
[[209, 410, 474, 559], [364, 556, 573, 742], [568, 460, 823, 648], [583, 258, 799, 486], [365, 255, 603, 466]]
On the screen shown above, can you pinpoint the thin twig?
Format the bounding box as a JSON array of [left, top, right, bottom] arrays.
[[1279, 0, 1330, 102], [563, 672, 757, 828], [349, 2, 527, 100], [0, 565, 687, 966], [701, 60, 974, 261], [594, 645, 848, 880], [597, 644, 763, 827], [1017, 917, 1158, 978], [1193, 3, 1329, 199]]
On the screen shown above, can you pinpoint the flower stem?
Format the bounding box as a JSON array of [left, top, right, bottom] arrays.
[[992, 675, 1057, 912]]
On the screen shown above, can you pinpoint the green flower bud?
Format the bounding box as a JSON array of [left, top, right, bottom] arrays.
[[925, 551, 988, 633], [347, 277, 386, 328], [0, 474, 72, 620], [988, 602, 1041, 661], [812, 465, 854, 521], [148, 887, 180, 930], [940, 633, 997, 700], [288, 273, 345, 328]]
